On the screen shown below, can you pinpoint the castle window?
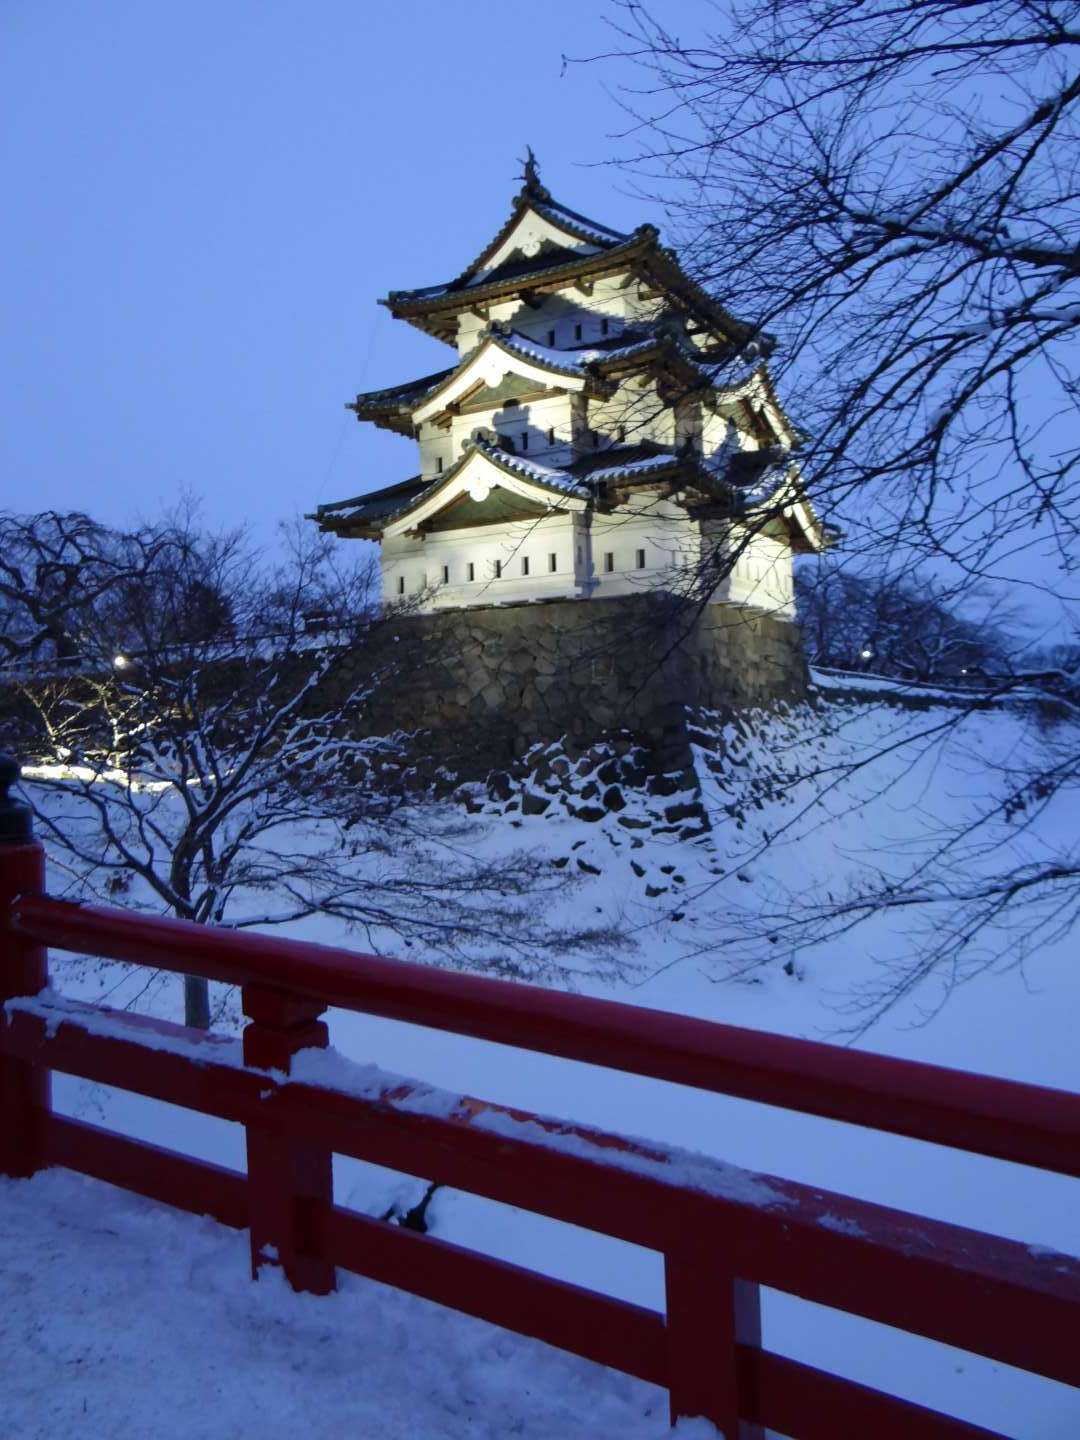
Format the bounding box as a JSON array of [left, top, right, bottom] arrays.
[[591, 430, 600, 448], [547, 426, 555, 444], [494, 560, 502, 578], [618, 425, 626, 442], [636, 548, 646, 569], [548, 553, 557, 572], [442, 564, 450, 584], [547, 329, 555, 346], [467, 562, 475, 582], [436, 456, 443, 473], [521, 431, 529, 451], [522, 556, 530, 576], [604, 552, 615, 573], [601, 317, 609, 335], [574, 323, 583, 341], [397, 576, 405, 595]]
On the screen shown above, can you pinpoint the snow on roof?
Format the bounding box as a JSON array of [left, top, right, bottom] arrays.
[[584, 453, 682, 484], [501, 329, 660, 373], [350, 367, 457, 413], [312, 474, 429, 522], [466, 438, 592, 499], [315, 440, 591, 535], [532, 199, 631, 247]]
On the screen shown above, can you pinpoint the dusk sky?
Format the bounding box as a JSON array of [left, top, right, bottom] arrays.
[[3, 1, 663, 548]]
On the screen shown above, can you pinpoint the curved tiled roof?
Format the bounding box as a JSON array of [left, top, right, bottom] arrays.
[[439, 181, 633, 293], [348, 366, 457, 418], [383, 229, 656, 311], [309, 437, 594, 538]]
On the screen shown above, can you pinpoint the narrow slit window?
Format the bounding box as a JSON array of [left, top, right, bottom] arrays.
[[436, 456, 443, 473], [522, 556, 530, 576], [574, 322, 583, 341], [521, 431, 529, 451], [618, 425, 626, 442], [635, 548, 646, 569], [547, 426, 555, 445], [397, 576, 405, 595], [601, 317, 609, 335], [442, 564, 450, 584], [467, 562, 475, 582], [591, 430, 600, 448], [547, 329, 556, 346], [548, 553, 557, 572], [494, 560, 502, 579], [604, 552, 615, 573]]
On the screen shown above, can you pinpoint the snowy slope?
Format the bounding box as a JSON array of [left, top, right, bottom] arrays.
[[11, 693, 1080, 1437]]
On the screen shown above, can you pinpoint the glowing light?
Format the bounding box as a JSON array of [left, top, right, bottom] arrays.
[[113, 654, 130, 670], [860, 648, 873, 660]]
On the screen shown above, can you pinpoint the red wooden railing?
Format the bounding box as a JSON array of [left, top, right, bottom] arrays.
[[1, 766, 1079, 1439]]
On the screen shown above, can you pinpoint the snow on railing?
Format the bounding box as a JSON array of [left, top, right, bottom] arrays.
[[1, 752, 1078, 1438]]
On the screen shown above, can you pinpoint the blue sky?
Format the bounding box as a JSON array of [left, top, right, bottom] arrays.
[[2, 1, 657, 545]]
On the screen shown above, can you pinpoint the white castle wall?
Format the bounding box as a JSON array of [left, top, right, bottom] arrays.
[[380, 487, 795, 620]]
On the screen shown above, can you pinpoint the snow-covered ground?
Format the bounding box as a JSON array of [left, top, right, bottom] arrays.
[[6, 692, 1080, 1437], [1, 1169, 713, 1440]]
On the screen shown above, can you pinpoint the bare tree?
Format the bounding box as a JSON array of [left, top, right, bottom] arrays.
[[796, 562, 1016, 681], [580, 1, 1080, 1016], [0, 511, 178, 668], [6, 512, 590, 1027], [594, 0, 1080, 580]]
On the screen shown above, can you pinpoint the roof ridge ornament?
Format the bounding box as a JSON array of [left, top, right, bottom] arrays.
[[517, 145, 552, 204]]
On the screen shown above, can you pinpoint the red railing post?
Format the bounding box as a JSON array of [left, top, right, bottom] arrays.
[[241, 983, 335, 1296], [0, 752, 51, 1179], [665, 1246, 764, 1440]]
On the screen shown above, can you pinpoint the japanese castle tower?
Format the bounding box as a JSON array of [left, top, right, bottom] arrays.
[[313, 154, 824, 615], [311, 156, 823, 767]]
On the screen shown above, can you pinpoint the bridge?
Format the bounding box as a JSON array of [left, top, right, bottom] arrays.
[[1, 756, 1078, 1438]]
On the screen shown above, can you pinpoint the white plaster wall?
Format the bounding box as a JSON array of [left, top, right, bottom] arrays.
[[581, 491, 701, 598], [455, 275, 652, 356], [446, 393, 578, 468], [588, 377, 675, 450], [380, 510, 586, 610], [727, 527, 795, 615], [706, 521, 795, 617], [703, 409, 751, 455], [380, 498, 795, 618], [416, 423, 454, 481]]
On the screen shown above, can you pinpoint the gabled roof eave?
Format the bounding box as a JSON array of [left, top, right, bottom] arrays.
[[380, 443, 590, 538]]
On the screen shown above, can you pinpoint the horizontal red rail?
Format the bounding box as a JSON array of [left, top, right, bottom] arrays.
[[6, 994, 1079, 1391], [44, 1113, 248, 1230], [11, 893, 1080, 1177], [3, 825, 1079, 1440]]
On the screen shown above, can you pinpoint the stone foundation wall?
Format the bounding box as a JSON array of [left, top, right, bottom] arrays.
[[337, 594, 807, 775], [0, 598, 807, 784]]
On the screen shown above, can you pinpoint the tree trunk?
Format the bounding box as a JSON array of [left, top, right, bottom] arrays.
[[184, 974, 210, 1029]]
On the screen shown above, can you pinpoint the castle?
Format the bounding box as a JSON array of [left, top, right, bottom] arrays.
[[311, 156, 824, 767]]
